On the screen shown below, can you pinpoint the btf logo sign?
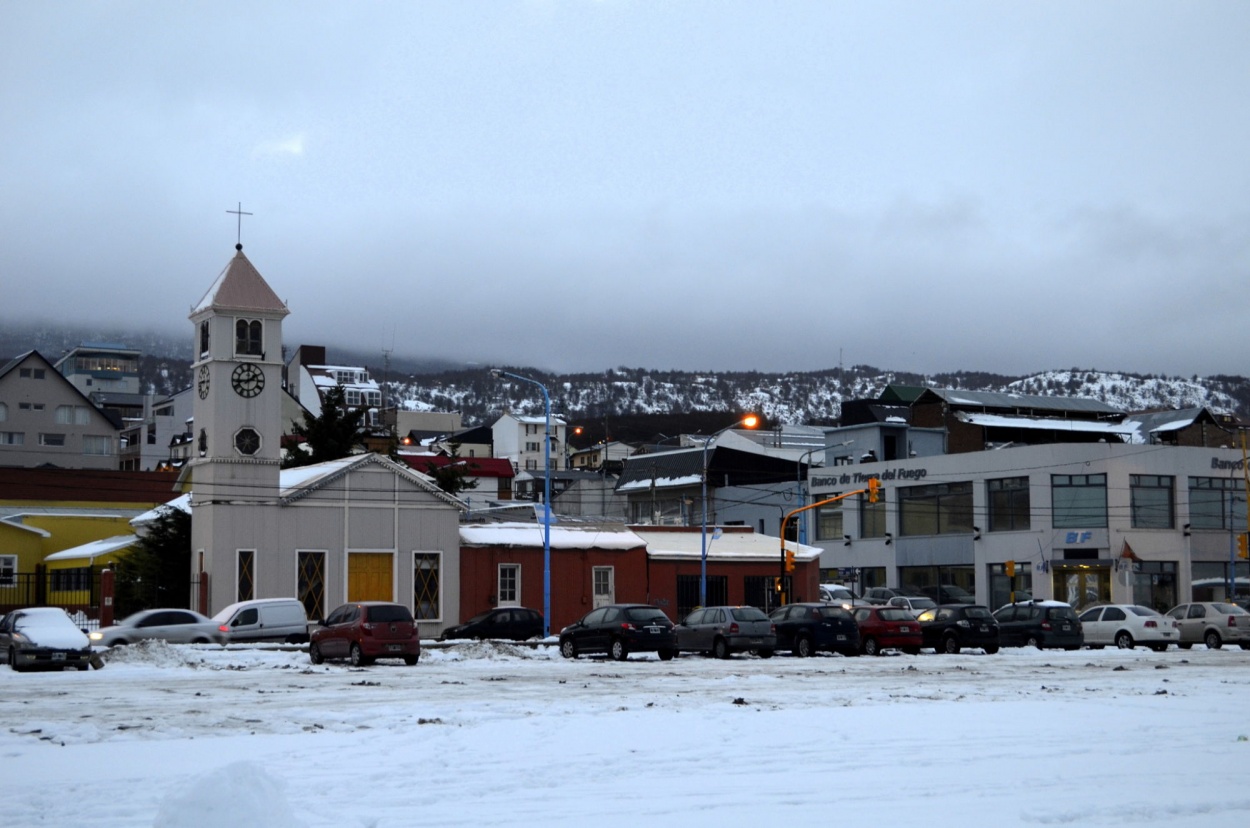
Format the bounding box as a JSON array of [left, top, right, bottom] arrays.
[[1064, 531, 1093, 544]]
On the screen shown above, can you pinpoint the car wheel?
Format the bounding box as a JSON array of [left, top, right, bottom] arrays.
[[111, 639, 128, 647], [757, 648, 774, 659], [1025, 635, 1042, 649], [349, 643, 370, 667], [403, 654, 419, 666], [942, 635, 960, 655], [559, 638, 577, 659], [9, 648, 22, 672], [1205, 630, 1223, 650], [1240, 642, 1250, 651], [712, 638, 730, 660], [657, 648, 675, 662], [609, 637, 628, 661], [309, 642, 324, 665], [794, 635, 813, 658], [1115, 631, 1134, 650], [862, 636, 880, 656], [983, 645, 999, 655]]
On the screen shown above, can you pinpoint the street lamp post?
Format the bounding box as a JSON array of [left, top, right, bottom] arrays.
[[700, 415, 758, 607], [490, 369, 552, 637]]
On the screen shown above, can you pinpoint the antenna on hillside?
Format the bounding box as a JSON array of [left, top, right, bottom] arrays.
[[381, 341, 394, 418]]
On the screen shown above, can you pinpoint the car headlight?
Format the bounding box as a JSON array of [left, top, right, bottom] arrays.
[[88, 632, 103, 641]]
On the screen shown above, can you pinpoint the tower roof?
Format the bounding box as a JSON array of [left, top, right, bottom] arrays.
[[191, 246, 290, 318]]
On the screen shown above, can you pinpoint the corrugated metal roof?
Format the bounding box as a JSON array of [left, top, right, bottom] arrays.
[[922, 388, 1122, 415]]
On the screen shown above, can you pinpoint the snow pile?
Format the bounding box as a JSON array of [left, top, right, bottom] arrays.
[[153, 761, 302, 828], [426, 640, 559, 662]]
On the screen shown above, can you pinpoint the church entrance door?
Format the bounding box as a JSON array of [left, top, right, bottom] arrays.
[[348, 552, 394, 602]]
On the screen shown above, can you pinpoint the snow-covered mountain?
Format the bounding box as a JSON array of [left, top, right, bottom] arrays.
[[3, 324, 1245, 426]]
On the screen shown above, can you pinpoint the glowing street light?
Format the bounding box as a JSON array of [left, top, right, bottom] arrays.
[[700, 414, 759, 607]]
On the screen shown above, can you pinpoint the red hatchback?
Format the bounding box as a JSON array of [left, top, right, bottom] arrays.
[[852, 606, 923, 656], [310, 602, 421, 666]]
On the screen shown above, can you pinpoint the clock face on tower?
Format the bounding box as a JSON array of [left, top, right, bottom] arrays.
[[231, 362, 265, 398], [197, 365, 211, 399]]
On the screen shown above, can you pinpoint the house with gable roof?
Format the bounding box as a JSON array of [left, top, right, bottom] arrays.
[[184, 244, 466, 633], [0, 350, 121, 469]]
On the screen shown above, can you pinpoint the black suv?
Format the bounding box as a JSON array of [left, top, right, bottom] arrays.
[[440, 607, 545, 641], [768, 603, 860, 657], [993, 601, 1082, 650], [917, 605, 1000, 654], [559, 604, 676, 661]]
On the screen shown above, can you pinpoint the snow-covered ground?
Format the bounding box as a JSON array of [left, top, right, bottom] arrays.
[[3, 642, 1249, 827]]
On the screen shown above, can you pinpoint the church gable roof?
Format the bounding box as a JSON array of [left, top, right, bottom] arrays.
[[191, 247, 290, 317], [279, 453, 467, 510]]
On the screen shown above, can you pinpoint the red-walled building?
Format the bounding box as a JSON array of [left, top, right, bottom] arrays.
[[456, 522, 821, 631]]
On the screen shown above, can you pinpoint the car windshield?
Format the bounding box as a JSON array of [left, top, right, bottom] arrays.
[[731, 607, 769, 622], [1212, 603, 1247, 615], [367, 605, 414, 623], [879, 609, 912, 622], [625, 607, 669, 624], [118, 612, 150, 626], [965, 607, 994, 620], [1128, 606, 1162, 617], [464, 611, 494, 624], [1047, 607, 1078, 621]]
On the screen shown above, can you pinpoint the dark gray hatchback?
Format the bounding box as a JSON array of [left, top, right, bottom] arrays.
[[993, 601, 1083, 650], [559, 604, 676, 661], [676, 606, 776, 658]]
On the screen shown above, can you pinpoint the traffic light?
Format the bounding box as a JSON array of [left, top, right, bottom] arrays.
[[784, 549, 796, 573], [1239, 534, 1249, 560], [867, 477, 880, 503], [1005, 560, 1016, 578], [773, 576, 783, 592]]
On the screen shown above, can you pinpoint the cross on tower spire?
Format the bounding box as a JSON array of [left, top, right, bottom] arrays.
[[226, 202, 253, 248]]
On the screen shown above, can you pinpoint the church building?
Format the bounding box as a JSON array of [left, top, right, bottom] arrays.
[[185, 244, 465, 633]]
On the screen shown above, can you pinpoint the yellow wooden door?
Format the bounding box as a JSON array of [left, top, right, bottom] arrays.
[[348, 553, 394, 602]]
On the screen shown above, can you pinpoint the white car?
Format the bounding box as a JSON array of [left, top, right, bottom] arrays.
[[90, 608, 225, 647], [1164, 602, 1250, 650], [819, 584, 859, 608], [1077, 604, 1178, 651], [885, 595, 938, 617]]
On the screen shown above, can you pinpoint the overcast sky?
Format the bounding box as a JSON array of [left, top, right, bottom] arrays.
[[2, 2, 1247, 377]]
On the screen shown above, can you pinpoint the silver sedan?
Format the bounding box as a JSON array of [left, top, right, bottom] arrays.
[[90, 608, 225, 647]]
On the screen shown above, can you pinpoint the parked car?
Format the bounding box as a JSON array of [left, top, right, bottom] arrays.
[[213, 597, 310, 643], [917, 604, 1000, 654], [559, 604, 676, 661], [920, 584, 976, 604], [1165, 602, 1250, 650], [886, 595, 938, 617], [310, 602, 420, 666], [1077, 604, 1177, 651], [862, 587, 912, 605], [992, 601, 1083, 650], [676, 605, 776, 658], [852, 605, 922, 655], [0, 607, 94, 671], [439, 607, 545, 641], [90, 608, 224, 647], [768, 602, 860, 657], [819, 584, 859, 607]]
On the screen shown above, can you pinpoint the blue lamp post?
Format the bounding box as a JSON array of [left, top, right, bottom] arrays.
[[490, 369, 552, 637], [700, 415, 758, 607]]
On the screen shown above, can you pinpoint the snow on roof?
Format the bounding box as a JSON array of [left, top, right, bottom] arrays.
[[460, 522, 644, 550], [130, 493, 192, 526], [631, 528, 822, 562], [45, 534, 137, 562], [278, 455, 363, 494], [617, 473, 702, 492], [0, 517, 52, 537], [955, 411, 1131, 435]]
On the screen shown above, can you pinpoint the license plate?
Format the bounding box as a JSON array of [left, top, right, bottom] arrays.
[[1063, 624, 1071, 631], [646, 626, 661, 634], [980, 626, 989, 632], [836, 634, 846, 641], [52, 652, 66, 661], [386, 644, 402, 652], [900, 626, 910, 632], [748, 638, 762, 645]]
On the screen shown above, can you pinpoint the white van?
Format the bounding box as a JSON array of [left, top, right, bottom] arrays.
[[213, 598, 310, 644]]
